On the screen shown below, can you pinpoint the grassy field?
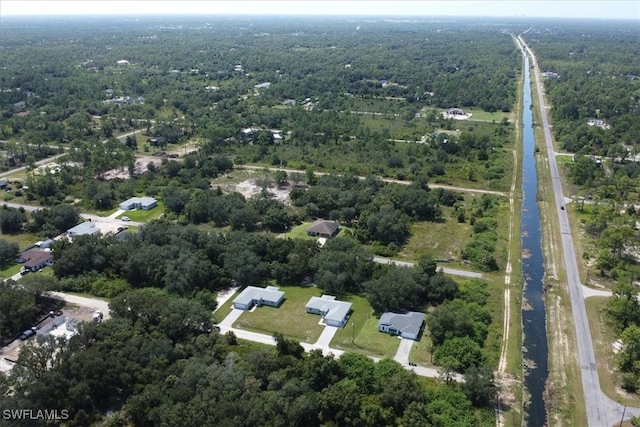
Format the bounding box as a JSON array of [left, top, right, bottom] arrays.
[[233, 285, 326, 343], [397, 208, 473, 262], [0, 231, 43, 251], [118, 202, 164, 222], [464, 107, 512, 123]]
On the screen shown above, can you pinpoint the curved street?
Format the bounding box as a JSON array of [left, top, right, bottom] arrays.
[[519, 35, 640, 425]]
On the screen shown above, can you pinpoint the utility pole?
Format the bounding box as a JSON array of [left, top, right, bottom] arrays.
[[619, 405, 626, 427]]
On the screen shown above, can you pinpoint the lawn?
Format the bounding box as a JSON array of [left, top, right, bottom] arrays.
[[409, 331, 437, 367], [0, 262, 22, 279], [330, 294, 401, 359], [398, 208, 473, 263], [118, 202, 165, 222], [232, 285, 326, 343]]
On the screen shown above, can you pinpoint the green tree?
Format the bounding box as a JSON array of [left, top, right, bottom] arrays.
[[0, 239, 19, 266], [462, 364, 498, 406]]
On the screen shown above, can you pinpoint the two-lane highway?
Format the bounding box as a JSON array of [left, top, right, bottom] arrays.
[[519, 35, 640, 426]]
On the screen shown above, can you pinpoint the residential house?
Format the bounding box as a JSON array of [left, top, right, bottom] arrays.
[[0, 179, 8, 189], [18, 249, 53, 272], [254, 82, 271, 89], [233, 286, 285, 310], [377, 311, 425, 340], [305, 295, 352, 328], [119, 196, 158, 211], [306, 220, 340, 238], [67, 222, 100, 238], [149, 137, 166, 147]]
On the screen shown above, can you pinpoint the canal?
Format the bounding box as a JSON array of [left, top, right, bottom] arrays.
[[520, 51, 549, 426]]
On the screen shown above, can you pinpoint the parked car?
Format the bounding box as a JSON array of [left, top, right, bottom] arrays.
[[121, 216, 131, 222], [19, 328, 36, 340]]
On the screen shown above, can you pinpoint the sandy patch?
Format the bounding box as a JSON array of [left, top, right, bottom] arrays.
[[235, 178, 291, 204]]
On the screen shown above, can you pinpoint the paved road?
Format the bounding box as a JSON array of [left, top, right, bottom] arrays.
[[372, 256, 483, 279], [239, 165, 508, 197], [0, 153, 68, 179], [48, 292, 111, 320], [520, 35, 640, 426]]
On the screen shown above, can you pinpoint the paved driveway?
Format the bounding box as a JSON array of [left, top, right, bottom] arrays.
[[314, 325, 339, 348], [393, 337, 414, 365], [218, 308, 243, 329]]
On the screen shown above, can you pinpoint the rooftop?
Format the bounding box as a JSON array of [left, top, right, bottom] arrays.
[[234, 285, 284, 306], [378, 311, 425, 337], [306, 295, 352, 324]]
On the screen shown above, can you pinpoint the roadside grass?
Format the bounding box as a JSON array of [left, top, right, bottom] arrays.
[[233, 285, 325, 344], [118, 202, 164, 222], [0, 262, 22, 279], [585, 296, 640, 407], [555, 154, 574, 168], [330, 294, 401, 359], [409, 331, 436, 367], [397, 208, 472, 262]]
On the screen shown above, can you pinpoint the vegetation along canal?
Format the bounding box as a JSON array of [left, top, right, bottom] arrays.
[[520, 53, 549, 426]]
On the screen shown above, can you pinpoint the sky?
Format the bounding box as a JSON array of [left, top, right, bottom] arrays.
[[1, 0, 639, 20]]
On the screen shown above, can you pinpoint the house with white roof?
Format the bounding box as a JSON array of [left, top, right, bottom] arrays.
[[119, 196, 158, 211], [305, 295, 352, 328], [233, 286, 285, 310], [67, 222, 100, 238]]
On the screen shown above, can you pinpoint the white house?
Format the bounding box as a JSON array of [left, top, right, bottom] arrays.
[[305, 295, 352, 328], [377, 311, 425, 340], [67, 222, 100, 238], [119, 196, 158, 211], [233, 286, 285, 310]]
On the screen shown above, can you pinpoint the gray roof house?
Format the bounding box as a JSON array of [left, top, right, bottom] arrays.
[[305, 295, 352, 328], [233, 286, 285, 310], [306, 220, 340, 238], [119, 196, 158, 211], [378, 311, 425, 340], [67, 221, 100, 238]]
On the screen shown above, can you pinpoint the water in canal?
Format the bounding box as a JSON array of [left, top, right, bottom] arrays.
[[520, 54, 549, 426]]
